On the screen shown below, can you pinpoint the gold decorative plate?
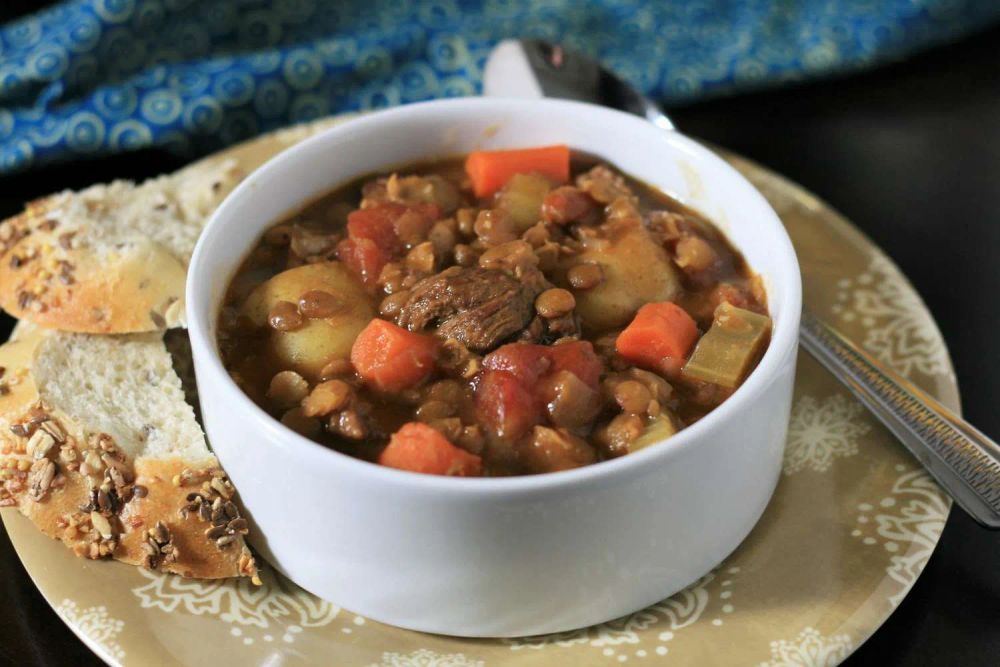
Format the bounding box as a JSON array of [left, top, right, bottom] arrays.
[[1, 117, 956, 667]]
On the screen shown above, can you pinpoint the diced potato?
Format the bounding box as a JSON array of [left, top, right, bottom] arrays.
[[271, 319, 366, 381], [682, 303, 771, 388], [243, 262, 376, 379], [630, 413, 679, 452], [496, 173, 553, 231], [570, 225, 682, 332], [242, 262, 365, 324]]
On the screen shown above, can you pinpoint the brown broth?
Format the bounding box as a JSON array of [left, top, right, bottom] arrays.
[[218, 153, 768, 476]]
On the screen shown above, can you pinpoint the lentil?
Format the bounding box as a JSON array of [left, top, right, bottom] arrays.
[[268, 300, 303, 331], [599, 413, 645, 457], [675, 235, 717, 272], [267, 371, 310, 408], [330, 410, 367, 440], [567, 262, 603, 290], [301, 380, 352, 417], [298, 290, 345, 319], [405, 241, 436, 274], [415, 400, 455, 422], [379, 290, 411, 318], [614, 380, 652, 414], [473, 209, 517, 245], [319, 359, 355, 379], [535, 288, 576, 318], [280, 407, 319, 437], [453, 243, 479, 267]]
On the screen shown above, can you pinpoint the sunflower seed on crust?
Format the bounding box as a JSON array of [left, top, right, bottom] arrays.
[[90, 511, 113, 539], [227, 517, 248, 534], [27, 459, 56, 501], [96, 488, 112, 513], [215, 534, 236, 548], [39, 420, 66, 443], [210, 476, 233, 499], [151, 521, 169, 544], [26, 429, 56, 460], [205, 525, 228, 540]]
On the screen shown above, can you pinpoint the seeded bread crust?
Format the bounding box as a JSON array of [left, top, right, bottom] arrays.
[[0, 329, 257, 581], [0, 115, 358, 335], [0, 158, 244, 333]]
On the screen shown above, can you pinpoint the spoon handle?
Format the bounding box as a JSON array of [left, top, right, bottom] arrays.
[[799, 310, 1000, 527]]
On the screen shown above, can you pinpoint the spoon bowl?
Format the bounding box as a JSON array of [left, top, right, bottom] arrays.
[[483, 38, 1000, 528]]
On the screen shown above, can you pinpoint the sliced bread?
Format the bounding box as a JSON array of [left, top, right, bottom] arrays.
[[0, 327, 257, 581], [0, 158, 244, 333]]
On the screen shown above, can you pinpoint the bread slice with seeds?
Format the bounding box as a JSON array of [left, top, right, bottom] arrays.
[[0, 157, 244, 333], [0, 327, 257, 581]]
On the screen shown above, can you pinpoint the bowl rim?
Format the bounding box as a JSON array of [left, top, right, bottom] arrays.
[[186, 97, 802, 496]]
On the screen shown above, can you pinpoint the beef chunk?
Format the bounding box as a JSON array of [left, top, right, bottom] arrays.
[[397, 267, 541, 351]]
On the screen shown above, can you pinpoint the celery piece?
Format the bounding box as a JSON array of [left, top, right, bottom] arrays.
[[630, 413, 679, 452], [682, 303, 772, 388]]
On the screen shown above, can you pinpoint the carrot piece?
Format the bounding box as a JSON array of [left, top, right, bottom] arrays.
[[350, 319, 437, 392], [616, 302, 699, 371], [465, 145, 570, 198], [379, 422, 482, 476]]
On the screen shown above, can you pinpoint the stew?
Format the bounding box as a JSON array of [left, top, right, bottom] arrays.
[[218, 146, 770, 476]]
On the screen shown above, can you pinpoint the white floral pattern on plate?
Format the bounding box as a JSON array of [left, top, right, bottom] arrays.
[[505, 568, 740, 661], [368, 649, 485, 667], [55, 599, 126, 661], [758, 627, 853, 667], [783, 394, 872, 474], [131, 566, 343, 646], [852, 466, 950, 607], [833, 254, 951, 380]]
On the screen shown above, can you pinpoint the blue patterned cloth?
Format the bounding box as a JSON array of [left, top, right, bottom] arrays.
[[1, 0, 997, 174]]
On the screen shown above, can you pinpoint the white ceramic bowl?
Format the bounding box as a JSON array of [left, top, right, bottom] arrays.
[[187, 98, 801, 638]]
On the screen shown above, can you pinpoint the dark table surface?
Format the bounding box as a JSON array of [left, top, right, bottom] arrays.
[[2, 4, 1000, 665]]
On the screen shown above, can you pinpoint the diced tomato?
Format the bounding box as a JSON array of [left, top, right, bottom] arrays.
[[347, 204, 403, 250], [547, 341, 602, 389], [347, 202, 442, 246], [477, 341, 604, 439], [476, 369, 540, 440], [482, 343, 552, 385], [351, 319, 437, 392], [336, 237, 390, 287], [339, 202, 443, 286], [541, 186, 597, 225]]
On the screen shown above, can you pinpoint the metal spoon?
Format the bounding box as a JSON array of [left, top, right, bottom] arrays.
[[483, 39, 1000, 528]]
